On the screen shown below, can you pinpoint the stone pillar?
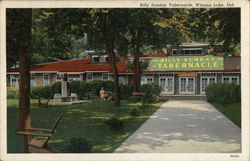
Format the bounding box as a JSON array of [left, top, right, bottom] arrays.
[[61, 74, 68, 98]]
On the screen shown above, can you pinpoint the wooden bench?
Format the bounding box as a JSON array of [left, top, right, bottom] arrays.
[[132, 92, 146, 101]]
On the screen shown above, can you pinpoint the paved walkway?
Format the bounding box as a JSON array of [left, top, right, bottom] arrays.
[[115, 100, 241, 153]]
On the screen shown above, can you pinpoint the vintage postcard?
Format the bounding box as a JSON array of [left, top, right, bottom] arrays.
[[0, 0, 249, 161]]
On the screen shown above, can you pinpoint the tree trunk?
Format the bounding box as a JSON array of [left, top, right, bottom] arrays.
[[133, 29, 142, 92], [103, 13, 120, 106], [17, 9, 32, 153], [106, 42, 120, 106]]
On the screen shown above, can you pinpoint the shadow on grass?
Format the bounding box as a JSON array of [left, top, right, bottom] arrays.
[[7, 99, 163, 153]]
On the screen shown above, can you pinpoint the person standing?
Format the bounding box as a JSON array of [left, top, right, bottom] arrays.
[[99, 87, 105, 101]]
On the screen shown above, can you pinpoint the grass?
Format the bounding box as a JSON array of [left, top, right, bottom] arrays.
[[7, 99, 163, 153], [210, 102, 241, 128]]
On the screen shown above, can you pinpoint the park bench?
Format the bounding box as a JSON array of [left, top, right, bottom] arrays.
[[132, 92, 146, 101], [16, 113, 64, 153], [104, 91, 114, 101]]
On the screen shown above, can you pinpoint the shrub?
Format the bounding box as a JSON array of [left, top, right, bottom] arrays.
[[67, 137, 92, 153], [7, 87, 19, 99], [88, 80, 114, 95], [120, 84, 133, 100], [69, 80, 114, 99], [139, 83, 161, 103], [51, 81, 61, 94], [206, 83, 241, 104], [31, 82, 61, 99], [105, 115, 124, 130], [129, 107, 141, 116]]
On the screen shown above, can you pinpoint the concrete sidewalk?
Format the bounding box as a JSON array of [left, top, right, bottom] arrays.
[[115, 100, 241, 153]]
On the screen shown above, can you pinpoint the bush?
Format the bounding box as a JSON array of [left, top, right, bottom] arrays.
[[206, 83, 241, 104], [139, 83, 161, 103], [129, 107, 141, 116], [7, 87, 19, 99], [67, 137, 92, 153], [31, 82, 61, 99], [120, 84, 133, 100], [105, 115, 124, 130], [69, 80, 114, 99]]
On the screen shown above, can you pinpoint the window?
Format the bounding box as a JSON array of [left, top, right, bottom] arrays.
[[119, 77, 124, 85], [30, 74, 36, 87], [172, 48, 203, 55], [222, 73, 240, 84], [10, 74, 19, 87], [56, 74, 62, 81], [68, 74, 81, 82], [86, 73, 93, 81], [104, 56, 109, 63], [140, 74, 154, 85], [43, 74, 50, 85], [92, 55, 100, 63], [201, 73, 217, 77], [102, 73, 109, 81], [159, 74, 174, 77]]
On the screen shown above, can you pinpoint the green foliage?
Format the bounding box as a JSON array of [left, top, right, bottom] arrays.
[[206, 83, 241, 104], [7, 87, 19, 99], [129, 107, 141, 116], [31, 82, 61, 99], [139, 83, 161, 103], [67, 137, 92, 153], [120, 84, 134, 100], [105, 115, 124, 131], [187, 8, 240, 53], [69, 80, 114, 99]]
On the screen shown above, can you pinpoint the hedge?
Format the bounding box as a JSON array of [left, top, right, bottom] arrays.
[[30, 82, 61, 99], [7, 87, 19, 99], [69, 80, 114, 99], [206, 83, 241, 104]]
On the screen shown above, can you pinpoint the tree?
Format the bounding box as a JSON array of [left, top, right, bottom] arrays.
[[186, 8, 240, 53], [7, 9, 32, 153], [31, 9, 89, 64], [87, 9, 129, 106], [125, 9, 187, 91]]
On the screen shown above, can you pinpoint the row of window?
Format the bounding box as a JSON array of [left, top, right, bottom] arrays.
[[172, 48, 203, 55], [10, 73, 110, 87], [9, 73, 240, 88]]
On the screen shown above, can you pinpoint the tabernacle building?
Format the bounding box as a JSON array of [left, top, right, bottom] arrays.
[[7, 43, 241, 96]]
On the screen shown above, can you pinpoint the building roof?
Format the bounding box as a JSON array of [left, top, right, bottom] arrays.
[[9, 58, 126, 74]]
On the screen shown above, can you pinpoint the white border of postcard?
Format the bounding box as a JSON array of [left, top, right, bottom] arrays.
[[0, 0, 249, 161]]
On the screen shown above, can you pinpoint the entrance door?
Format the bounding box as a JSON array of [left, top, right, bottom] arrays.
[[200, 77, 216, 94], [159, 77, 174, 94], [179, 77, 195, 94]]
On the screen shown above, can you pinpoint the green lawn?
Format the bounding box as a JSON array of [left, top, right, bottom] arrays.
[[210, 102, 241, 128], [7, 99, 163, 153]]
